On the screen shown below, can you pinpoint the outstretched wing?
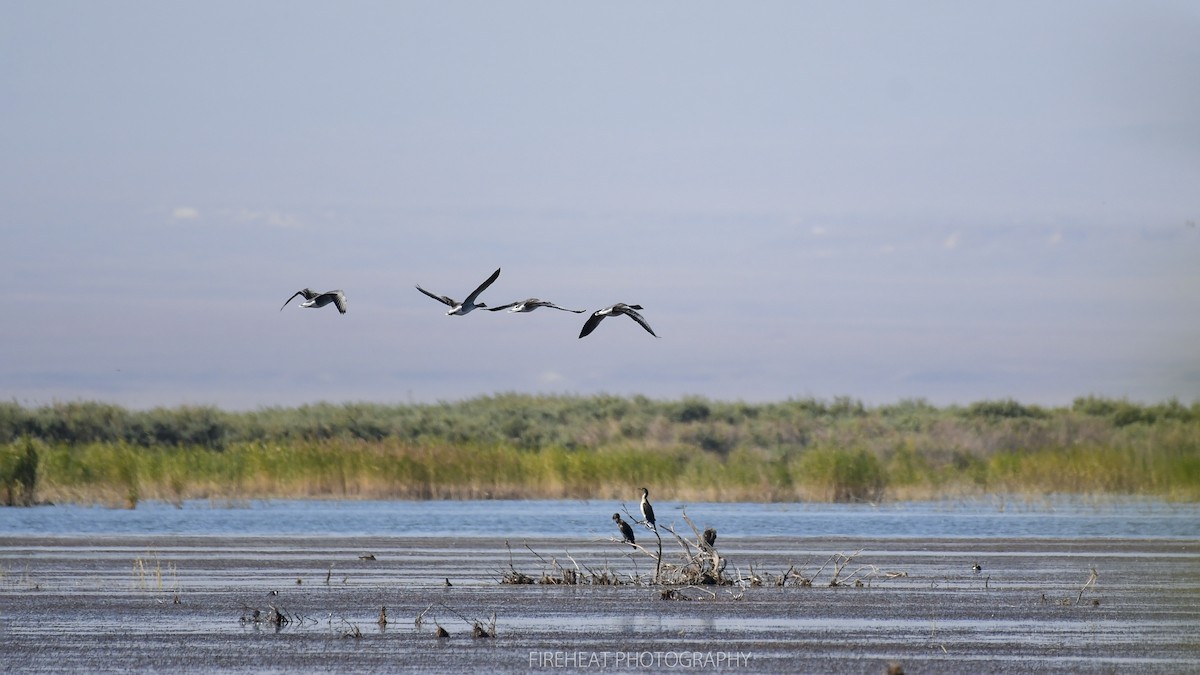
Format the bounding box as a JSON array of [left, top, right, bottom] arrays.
[[415, 285, 456, 307], [280, 288, 314, 311], [486, 301, 521, 312], [621, 306, 658, 338], [463, 267, 502, 305], [329, 290, 347, 314], [578, 310, 607, 338], [542, 301, 585, 313]]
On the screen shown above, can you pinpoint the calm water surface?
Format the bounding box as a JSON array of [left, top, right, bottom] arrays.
[[3, 497, 1197, 539]]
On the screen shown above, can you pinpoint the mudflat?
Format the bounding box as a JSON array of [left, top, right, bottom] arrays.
[[1, 535, 1197, 673]]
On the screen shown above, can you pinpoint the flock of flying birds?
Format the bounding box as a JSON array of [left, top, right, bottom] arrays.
[[280, 267, 659, 339], [283, 271, 665, 541]]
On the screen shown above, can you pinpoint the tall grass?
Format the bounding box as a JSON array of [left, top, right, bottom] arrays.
[[3, 395, 1198, 504]]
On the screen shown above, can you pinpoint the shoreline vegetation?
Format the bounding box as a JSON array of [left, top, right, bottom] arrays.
[[2, 395, 1198, 507]]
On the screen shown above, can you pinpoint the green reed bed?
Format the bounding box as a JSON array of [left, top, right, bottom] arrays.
[[2, 395, 1198, 505]]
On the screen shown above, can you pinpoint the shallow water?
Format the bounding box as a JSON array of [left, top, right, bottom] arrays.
[[2, 500, 1198, 673], [3, 496, 1198, 539]]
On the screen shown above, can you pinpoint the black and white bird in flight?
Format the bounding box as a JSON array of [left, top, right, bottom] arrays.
[[416, 268, 501, 316], [280, 289, 347, 314], [487, 298, 584, 314], [578, 303, 657, 338]]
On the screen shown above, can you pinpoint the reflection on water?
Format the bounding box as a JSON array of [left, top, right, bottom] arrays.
[[2, 497, 1198, 539]]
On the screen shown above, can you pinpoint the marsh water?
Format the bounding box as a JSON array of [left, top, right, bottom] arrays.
[[4, 496, 1198, 539], [2, 499, 1198, 673]]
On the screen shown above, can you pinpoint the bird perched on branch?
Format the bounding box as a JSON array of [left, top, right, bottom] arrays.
[[416, 267, 501, 316], [612, 513, 635, 545], [640, 487, 657, 530], [280, 288, 347, 314], [578, 303, 658, 338]]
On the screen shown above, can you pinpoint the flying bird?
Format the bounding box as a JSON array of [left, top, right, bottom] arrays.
[[612, 513, 635, 545], [639, 487, 657, 530], [280, 289, 347, 314], [416, 268, 501, 316], [579, 303, 657, 338], [487, 298, 585, 313]]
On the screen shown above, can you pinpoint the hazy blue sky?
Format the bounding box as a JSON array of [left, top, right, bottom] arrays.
[[3, 1, 1198, 410]]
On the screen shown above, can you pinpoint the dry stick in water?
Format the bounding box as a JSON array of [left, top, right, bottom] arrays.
[[652, 528, 663, 582], [607, 526, 655, 584], [841, 564, 882, 587], [436, 601, 497, 638], [683, 585, 718, 600], [807, 550, 863, 586], [1077, 568, 1099, 604], [505, 541, 586, 585], [829, 551, 863, 586], [630, 510, 725, 586], [564, 551, 592, 581], [414, 603, 434, 629], [621, 505, 727, 586], [500, 540, 534, 584], [340, 619, 363, 639], [523, 541, 550, 565]]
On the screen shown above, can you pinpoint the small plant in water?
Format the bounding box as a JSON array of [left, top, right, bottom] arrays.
[[340, 620, 363, 639]]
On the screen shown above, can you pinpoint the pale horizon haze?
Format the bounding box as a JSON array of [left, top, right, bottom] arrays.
[[3, 1, 1198, 411]]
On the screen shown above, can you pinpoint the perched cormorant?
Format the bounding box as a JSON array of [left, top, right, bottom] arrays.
[[639, 487, 656, 530], [416, 267, 501, 315], [612, 513, 635, 545], [578, 303, 658, 338], [702, 527, 717, 550], [280, 288, 347, 314]]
